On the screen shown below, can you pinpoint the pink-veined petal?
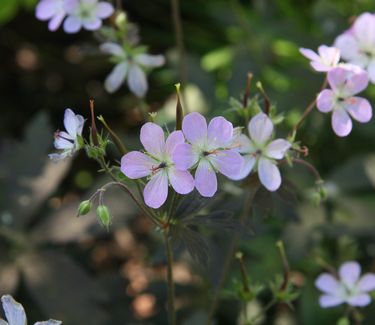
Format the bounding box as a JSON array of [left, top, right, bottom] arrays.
[[195, 160, 217, 197], [334, 33, 359, 61], [248, 112, 273, 145], [265, 139, 291, 159], [258, 157, 281, 191], [168, 168, 194, 194], [182, 112, 207, 144], [172, 143, 198, 170], [207, 116, 234, 148], [344, 97, 372, 123], [317, 89, 336, 113], [95, 2, 114, 18], [339, 261, 361, 289], [135, 54, 165, 67], [140, 122, 165, 157], [315, 273, 341, 295], [165, 131, 185, 156], [319, 294, 345, 308], [230, 155, 256, 181], [299, 48, 320, 62], [120, 151, 155, 179], [104, 62, 128, 93], [144, 171, 169, 209], [127, 64, 147, 98], [63, 15, 82, 33], [357, 274, 375, 292], [347, 294, 371, 307], [1, 295, 27, 325], [209, 150, 244, 180], [332, 108, 352, 137]]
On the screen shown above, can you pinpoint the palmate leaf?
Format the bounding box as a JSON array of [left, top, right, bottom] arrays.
[[174, 190, 212, 219]]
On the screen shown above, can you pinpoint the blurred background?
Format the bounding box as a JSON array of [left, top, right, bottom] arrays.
[[1, 0, 375, 324]]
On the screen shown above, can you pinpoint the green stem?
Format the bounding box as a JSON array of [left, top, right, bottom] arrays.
[[164, 230, 176, 325]]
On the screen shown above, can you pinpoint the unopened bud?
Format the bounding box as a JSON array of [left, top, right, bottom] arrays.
[[77, 200, 92, 216], [115, 12, 127, 29], [96, 205, 111, 229]]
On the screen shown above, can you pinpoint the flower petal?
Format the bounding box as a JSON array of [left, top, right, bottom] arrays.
[[36, 0, 58, 20], [318, 45, 340, 66], [168, 168, 194, 194], [120, 151, 155, 179], [319, 294, 345, 308], [82, 17, 102, 31], [48, 12, 65, 31], [143, 171, 169, 208], [1, 295, 27, 325], [334, 33, 359, 61], [344, 97, 372, 123], [135, 54, 165, 67], [182, 112, 207, 144], [339, 261, 361, 289], [165, 131, 185, 156], [234, 134, 254, 154], [353, 13, 375, 49], [195, 160, 217, 197], [317, 89, 335, 113], [172, 143, 198, 170], [347, 294, 371, 307], [332, 108, 352, 137], [248, 112, 273, 145], [95, 2, 114, 18], [367, 59, 375, 84], [54, 136, 74, 150], [63, 15, 82, 33], [34, 321, 62, 325], [357, 274, 375, 292], [310, 61, 331, 72], [104, 62, 128, 93], [100, 42, 125, 57], [230, 155, 256, 181], [209, 150, 244, 180], [140, 122, 165, 156], [128, 64, 147, 98], [258, 157, 281, 191], [299, 48, 320, 62], [64, 109, 80, 137], [315, 273, 341, 294], [265, 139, 291, 159], [207, 116, 234, 148]]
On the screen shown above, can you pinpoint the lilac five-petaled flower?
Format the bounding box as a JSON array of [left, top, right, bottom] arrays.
[[121, 123, 194, 209], [315, 261, 375, 308], [63, 0, 114, 33], [232, 112, 290, 191], [36, 0, 67, 31], [300, 45, 341, 72], [49, 108, 85, 161], [317, 66, 372, 137], [335, 12, 375, 83], [172, 112, 243, 197], [1, 295, 62, 325], [100, 42, 165, 97]]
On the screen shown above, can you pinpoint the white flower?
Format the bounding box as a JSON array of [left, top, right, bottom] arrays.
[[49, 108, 85, 161], [63, 0, 114, 33], [1, 295, 62, 325], [316, 261, 375, 308], [100, 42, 165, 97], [300, 45, 341, 72], [232, 112, 291, 191]]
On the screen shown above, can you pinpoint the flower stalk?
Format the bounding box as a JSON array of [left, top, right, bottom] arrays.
[[164, 229, 176, 325]]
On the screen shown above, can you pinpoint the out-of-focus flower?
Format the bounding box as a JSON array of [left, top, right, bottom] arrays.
[[315, 261, 375, 308], [300, 45, 341, 72], [121, 123, 194, 209], [173, 112, 244, 197], [335, 12, 375, 83], [231, 112, 290, 191], [316, 66, 372, 137], [49, 108, 85, 161], [100, 42, 165, 97], [1, 295, 62, 325], [35, 0, 67, 31], [63, 0, 114, 33]]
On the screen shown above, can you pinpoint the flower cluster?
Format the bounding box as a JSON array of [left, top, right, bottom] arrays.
[[315, 261, 375, 308], [1, 295, 62, 325], [36, 0, 114, 33], [300, 12, 374, 137]]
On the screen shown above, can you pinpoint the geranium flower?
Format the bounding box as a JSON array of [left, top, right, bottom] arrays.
[[335, 12, 375, 83], [35, 0, 66, 31], [100, 42, 165, 97], [231, 112, 290, 191], [315, 261, 375, 308], [63, 0, 114, 33], [172, 112, 244, 197], [316, 66, 372, 137], [121, 123, 194, 209], [300, 45, 341, 72], [1, 295, 62, 325], [49, 108, 85, 161]]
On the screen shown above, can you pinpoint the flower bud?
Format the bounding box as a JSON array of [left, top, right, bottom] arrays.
[[115, 12, 127, 30], [96, 205, 111, 229], [77, 200, 92, 216]]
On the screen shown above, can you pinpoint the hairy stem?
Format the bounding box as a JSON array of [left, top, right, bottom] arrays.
[[164, 230, 176, 325]]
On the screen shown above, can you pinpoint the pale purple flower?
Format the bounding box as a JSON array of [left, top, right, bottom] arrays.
[[1, 295, 62, 325], [316, 66, 372, 137], [121, 123, 194, 209], [300, 45, 341, 72], [315, 261, 375, 308], [231, 112, 290, 191], [63, 0, 114, 33], [335, 12, 375, 83], [35, 0, 66, 31], [100, 42, 165, 97], [172, 112, 244, 197], [49, 108, 85, 161]]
